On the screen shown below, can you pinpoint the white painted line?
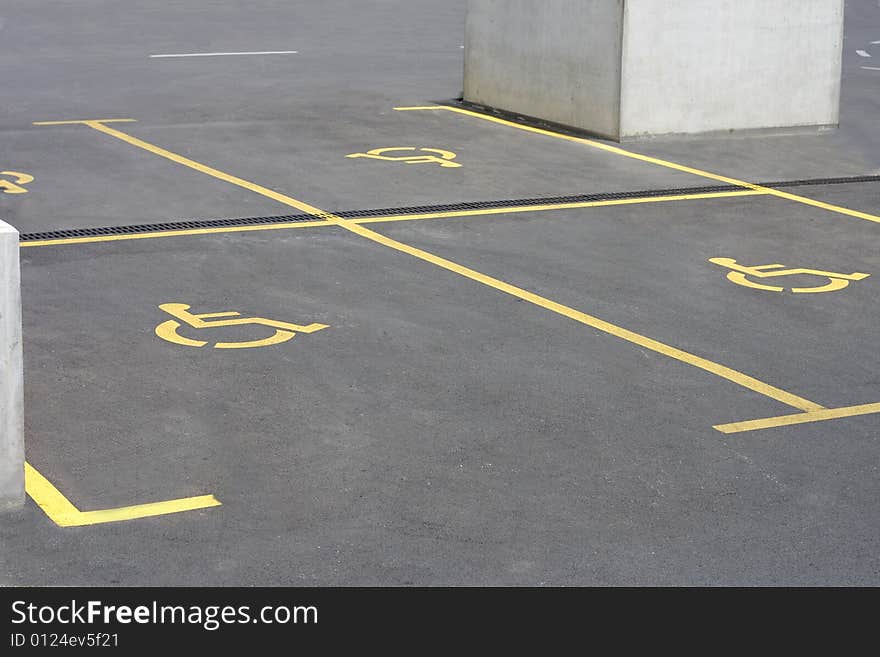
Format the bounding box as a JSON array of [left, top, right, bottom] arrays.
[[861, 66, 880, 71], [150, 51, 298, 58], [856, 49, 871, 57], [872, 40, 880, 45]]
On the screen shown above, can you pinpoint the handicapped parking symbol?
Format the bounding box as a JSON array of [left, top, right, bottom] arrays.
[[0, 171, 34, 194], [155, 303, 328, 349], [709, 257, 870, 293], [346, 147, 462, 168]]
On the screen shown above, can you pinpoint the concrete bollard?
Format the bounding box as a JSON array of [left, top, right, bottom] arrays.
[[464, 0, 844, 140], [0, 219, 24, 511]]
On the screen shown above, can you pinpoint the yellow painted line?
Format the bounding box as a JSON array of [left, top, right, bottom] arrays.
[[20, 219, 337, 248], [67, 496, 221, 526], [758, 187, 880, 225], [34, 119, 824, 413], [25, 462, 220, 527], [24, 463, 80, 521], [395, 106, 880, 225], [58, 120, 338, 217], [354, 190, 767, 224], [33, 119, 137, 126], [339, 219, 824, 412], [20, 190, 764, 248], [714, 401, 880, 434]]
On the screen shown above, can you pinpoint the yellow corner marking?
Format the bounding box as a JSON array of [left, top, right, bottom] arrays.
[[709, 257, 870, 293], [38, 119, 824, 413], [19, 190, 765, 248], [714, 402, 880, 434], [25, 462, 221, 527], [395, 106, 880, 225]]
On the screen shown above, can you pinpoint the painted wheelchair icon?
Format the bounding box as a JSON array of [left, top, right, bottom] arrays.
[[155, 303, 328, 349], [709, 258, 870, 293], [346, 147, 462, 168]]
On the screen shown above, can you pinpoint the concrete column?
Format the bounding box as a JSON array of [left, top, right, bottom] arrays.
[[0, 219, 24, 511], [464, 0, 844, 140]]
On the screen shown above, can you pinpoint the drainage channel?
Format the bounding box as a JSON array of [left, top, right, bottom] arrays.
[[19, 175, 880, 242]]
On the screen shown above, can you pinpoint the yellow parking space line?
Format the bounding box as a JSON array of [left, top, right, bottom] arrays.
[[339, 218, 824, 413], [354, 190, 767, 224], [20, 190, 764, 248], [758, 188, 880, 224], [395, 106, 880, 225], [65, 496, 221, 527], [24, 463, 80, 521], [34, 119, 824, 414], [714, 401, 880, 434], [20, 220, 337, 248], [58, 120, 337, 217], [25, 462, 220, 527], [33, 119, 137, 126]]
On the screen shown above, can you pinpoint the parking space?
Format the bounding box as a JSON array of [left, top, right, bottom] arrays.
[[2, 0, 878, 586], [371, 189, 880, 413], [0, 127, 289, 233], [10, 108, 712, 232]]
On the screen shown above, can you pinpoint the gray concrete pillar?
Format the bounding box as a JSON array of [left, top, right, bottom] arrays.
[[464, 0, 844, 140], [0, 219, 24, 511]]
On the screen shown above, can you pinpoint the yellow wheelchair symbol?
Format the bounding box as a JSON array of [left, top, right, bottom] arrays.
[[346, 147, 462, 168], [155, 303, 328, 349], [709, 257, 870, 293], [0, 171, 34, 194]]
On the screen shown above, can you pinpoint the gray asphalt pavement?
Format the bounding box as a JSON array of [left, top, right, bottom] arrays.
[[0, 0, 877, 586]]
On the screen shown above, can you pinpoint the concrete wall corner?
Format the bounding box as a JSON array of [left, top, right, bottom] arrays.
[[0, 219, 24, 511]]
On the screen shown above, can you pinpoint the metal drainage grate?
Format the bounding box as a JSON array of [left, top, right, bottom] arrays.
[[761, 174, 880, 188], [332, 184, 741, 218], [18, 174, 879, 242], [20, 213, 318, 241]]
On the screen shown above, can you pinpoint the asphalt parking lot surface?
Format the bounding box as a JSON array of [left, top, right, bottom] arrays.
[[1, 1, 878, 585]]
